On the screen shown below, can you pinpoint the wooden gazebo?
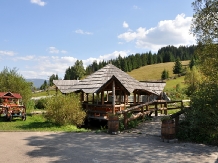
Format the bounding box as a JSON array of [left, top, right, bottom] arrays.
[[54, 64, 166, 120]]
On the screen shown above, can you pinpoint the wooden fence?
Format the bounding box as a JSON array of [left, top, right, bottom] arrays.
[[117, 100, 191, 129]]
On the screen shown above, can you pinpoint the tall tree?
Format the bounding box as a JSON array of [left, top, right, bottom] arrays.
[[173, 58, 182, 74], [0, 67, 32, 105], [178, 0, 218, 145], [161, 69, 169, 80]]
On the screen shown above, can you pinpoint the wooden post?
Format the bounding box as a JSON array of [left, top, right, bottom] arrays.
[[141, 107, 144, 120], [97, 93, 99, 104], [124, 112, 128, 129], [119, 90, 122, 104], [112, 80, 115, 114], [137, 94, 140, 104], [106, 91, 109, 102], [86, 93, 89, 102], [164, 102, 167, 115], [155, 102, 158, 116], [134, 92, 136, 104], [81, 92, 84, 102], [92, 93, 94, 104], [101, 91, 104, 105]]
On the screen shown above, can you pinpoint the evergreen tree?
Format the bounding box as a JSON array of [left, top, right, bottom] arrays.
[[161, 69, 169, 80], [173, 58, 182, 74]]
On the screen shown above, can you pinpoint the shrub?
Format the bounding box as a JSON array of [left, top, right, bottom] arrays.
[[44, 93, 86, 126], [35, 98, 48, 109], [179, 82, 218, 145]]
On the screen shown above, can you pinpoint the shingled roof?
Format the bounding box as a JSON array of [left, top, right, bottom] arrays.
[[53, 80, 80, 93], [64, 64, 161, 95]]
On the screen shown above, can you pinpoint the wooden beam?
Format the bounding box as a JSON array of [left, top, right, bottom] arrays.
[[101, 91, 104, 105], [112, 80, 115, 114]]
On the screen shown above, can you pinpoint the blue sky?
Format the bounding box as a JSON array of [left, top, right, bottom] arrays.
[[0, 0, 196, 79]]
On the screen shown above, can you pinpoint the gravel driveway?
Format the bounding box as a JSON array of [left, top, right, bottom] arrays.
[[0, 117, 218, 163]]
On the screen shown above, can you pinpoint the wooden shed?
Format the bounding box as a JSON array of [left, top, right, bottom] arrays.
[[54, 64, 166, 120]]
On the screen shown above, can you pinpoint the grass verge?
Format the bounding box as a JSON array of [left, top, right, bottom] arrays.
[[0, 114, 89, 132]]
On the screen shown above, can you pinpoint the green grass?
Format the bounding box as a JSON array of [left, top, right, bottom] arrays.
[[0, 114, 89, 132], [165, 76, 187, 90], [32, 90, 57, 97], [127, 60, 189, 81]]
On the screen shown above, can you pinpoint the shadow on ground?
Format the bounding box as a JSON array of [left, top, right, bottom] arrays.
[[24, 132, 218, 163]]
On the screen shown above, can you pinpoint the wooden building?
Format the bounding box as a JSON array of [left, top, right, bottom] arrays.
[[54, 64, 166, 120]]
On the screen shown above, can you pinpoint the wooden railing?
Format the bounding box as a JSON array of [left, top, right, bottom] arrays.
[[116, 100, 191, 129], [82, 100, 191, 129]]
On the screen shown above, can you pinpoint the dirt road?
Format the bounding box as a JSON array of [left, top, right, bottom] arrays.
[[0, 131, 217, 163]]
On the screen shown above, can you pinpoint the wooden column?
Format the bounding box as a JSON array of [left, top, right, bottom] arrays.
[[137, 94, 140, 104], [164, 102, 167, 115], [112, 80, 115, 114], [155, 102, 158, 116], [124, 92, 126, 105], [106, 91, 109, 102], [86, 93, 89, 102], [92, 93, 94, 104], [101, 91, 104, 105], [81, 92, 84, 101], [134, 92, 136, 104], [97, 93, 99, 104], [119, 90, 122, 104]]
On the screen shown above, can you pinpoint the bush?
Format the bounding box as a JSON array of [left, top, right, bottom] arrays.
[[35, 98, 48, 109], [179, 82, 218, 145], [44, 93, 86, 126]]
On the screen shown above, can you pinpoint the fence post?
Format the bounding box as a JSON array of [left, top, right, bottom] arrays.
[[155, 103, 158, 116], [141, 107, 144, 120]]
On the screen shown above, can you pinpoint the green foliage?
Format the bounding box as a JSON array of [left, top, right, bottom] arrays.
[[184, 66, 203, 96], [181, 82, 218, 145], [64, 60, 85, 80], [85, 45, 196, 75], [0, 67, 32, 105], [165, 88, 188, 101], [35, 98, 48, 109], [40, 80, 48, 90], [49, 74, 59, 86], [161, 69, 169, 80], [25, 100, 36, 113], [44, 93, 86, 126], [191, 0, 218, 44], [178, 0, 218, 145], [173, 58, 182, 74]]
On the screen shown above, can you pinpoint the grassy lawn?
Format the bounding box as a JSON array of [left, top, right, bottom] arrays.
[[165, 76, 187, 90], [0, 114, 89, 132], [128, 60, 190, 81]]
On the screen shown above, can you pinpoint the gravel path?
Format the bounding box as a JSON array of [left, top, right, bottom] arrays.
[[0, 116, 218, 163]]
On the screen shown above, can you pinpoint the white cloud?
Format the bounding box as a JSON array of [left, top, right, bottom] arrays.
[[30, 0, 46, 6], [118, 13, 196, 52], [18, 50, 130, 79], [75, 29, 93, 35], [82, 50, 129, 68], [123, 21, 129, 28], [0, 50, 16, 56], [47, 47, 59, 54], [47, 47, 67, 54]]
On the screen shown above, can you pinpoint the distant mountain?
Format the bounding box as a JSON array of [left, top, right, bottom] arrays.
[[26, 79, 48, 88]]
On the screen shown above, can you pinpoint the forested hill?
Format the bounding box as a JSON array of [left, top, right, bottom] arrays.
[[85, 45, 196, 75]]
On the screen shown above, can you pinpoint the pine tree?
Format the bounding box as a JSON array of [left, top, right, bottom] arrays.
[[173, 58, 182, 74]]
